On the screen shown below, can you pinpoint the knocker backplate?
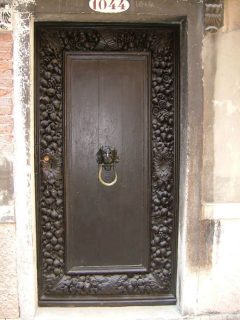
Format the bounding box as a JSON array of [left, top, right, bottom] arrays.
[[35, 23, 180, 306]]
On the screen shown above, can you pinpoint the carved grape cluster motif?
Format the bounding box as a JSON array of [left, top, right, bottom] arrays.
[[38, 26, 177, 298]]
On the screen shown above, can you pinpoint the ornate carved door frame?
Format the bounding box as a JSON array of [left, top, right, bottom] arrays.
[[35, 23, 180, 306]]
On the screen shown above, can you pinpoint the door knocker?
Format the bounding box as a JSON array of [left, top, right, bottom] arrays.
[[96, 146, 119, 187]]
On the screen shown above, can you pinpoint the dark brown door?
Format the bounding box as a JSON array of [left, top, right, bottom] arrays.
[[36, 24, 179, 306], [65, 52, 151, 275]]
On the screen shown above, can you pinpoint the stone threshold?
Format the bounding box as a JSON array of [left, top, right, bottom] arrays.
[[29, 307, 240, 320]]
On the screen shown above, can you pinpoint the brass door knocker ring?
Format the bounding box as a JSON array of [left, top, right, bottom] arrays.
[[96, 146, 119, 187], [98, 163, 118, 187]]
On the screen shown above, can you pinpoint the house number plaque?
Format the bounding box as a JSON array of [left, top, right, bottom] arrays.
[[89, 0, 130, 13]]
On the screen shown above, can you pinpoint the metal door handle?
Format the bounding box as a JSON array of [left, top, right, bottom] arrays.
[[96, 146, 119, 187]]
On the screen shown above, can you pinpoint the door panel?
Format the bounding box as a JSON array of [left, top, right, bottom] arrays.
[[65, 53, 150, 274], [36, 24, 179, 306]]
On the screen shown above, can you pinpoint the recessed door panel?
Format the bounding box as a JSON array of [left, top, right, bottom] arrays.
[[65, 53, 150, 274]]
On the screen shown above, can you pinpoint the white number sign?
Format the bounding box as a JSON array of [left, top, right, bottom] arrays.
[[89, 0, 130, 13]]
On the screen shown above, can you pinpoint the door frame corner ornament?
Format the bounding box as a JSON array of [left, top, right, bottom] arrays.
[[204, 0, 224, 34]]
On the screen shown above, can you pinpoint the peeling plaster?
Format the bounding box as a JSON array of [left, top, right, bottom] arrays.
[[0, 157, 13, 206], [0, 2, 12, 30], [0, 224, 19, 319]]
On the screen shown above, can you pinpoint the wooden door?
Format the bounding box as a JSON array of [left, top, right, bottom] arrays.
[[36, 24, 179, 306], [65, 52, 150, 275]]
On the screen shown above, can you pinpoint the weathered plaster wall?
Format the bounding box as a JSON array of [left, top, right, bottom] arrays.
[[0, 225, 19, 319], [200, 0, 240, 314], [203, 1, 240, 204]]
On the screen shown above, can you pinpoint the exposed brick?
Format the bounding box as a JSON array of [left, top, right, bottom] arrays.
[[0, 36, 12, 55], [0, 135, 13, 144], [0, 97, 12, 106], [1, 69, 12, 79], [0, 52, 12, 61], [0, 76, 13, 89], [0, 114, 12, 122], [0, 62, 12, 72], [0, 124, 13, 134], [0, 106, 12, 116], [0, 116, 12, 123], [0, 31, 13, 150], [0, 45, 12, 53], [0, 62, 11, 69], [0, 33, 12, 42], [0, 98, 11, 109], [0, 39, 12, 48], [0, 89, 11, 98]]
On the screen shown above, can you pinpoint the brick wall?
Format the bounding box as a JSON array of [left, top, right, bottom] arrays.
[[0, 32, 13, 154], [0, 30, 14, 218]]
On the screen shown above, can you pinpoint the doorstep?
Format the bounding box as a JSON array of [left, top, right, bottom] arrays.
[[33, 307, 240, 320], [35, 306, 181, 320]]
